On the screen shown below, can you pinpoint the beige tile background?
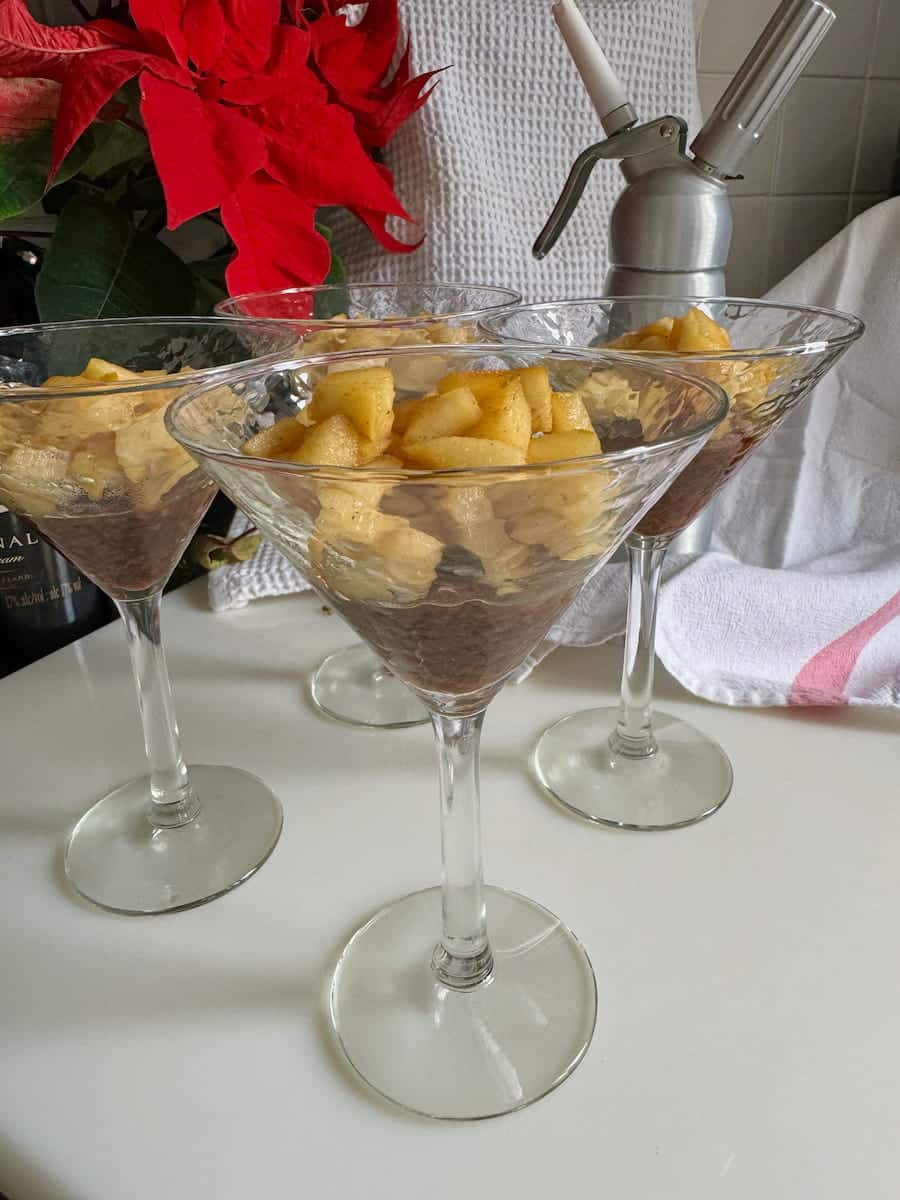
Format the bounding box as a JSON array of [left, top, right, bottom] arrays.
[[698, 0, 900, 295]]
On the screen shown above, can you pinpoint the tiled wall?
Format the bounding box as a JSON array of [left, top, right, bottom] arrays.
[[698, 0, 900, 295]]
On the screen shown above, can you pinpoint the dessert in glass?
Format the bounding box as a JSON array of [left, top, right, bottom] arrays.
[[216, 283, 520, 729], [168, 341, 727, 1118], [0, 317, 295, 913], [483, 298, 865, 830]]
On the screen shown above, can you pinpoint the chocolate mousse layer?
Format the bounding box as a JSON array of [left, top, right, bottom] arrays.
[[36, 473, 214, 600], [341, 578, 579, 697], [636, 434, 756, 538]]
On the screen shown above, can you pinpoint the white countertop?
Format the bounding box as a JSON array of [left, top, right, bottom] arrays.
[[3, 578, 898, 1199]]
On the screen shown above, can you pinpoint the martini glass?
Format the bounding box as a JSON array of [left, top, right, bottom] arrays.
[[169, 341, 726, 1119], [0, 317, 295, 913], [216, 283, 520, 729], [483, 298, 864, 831]]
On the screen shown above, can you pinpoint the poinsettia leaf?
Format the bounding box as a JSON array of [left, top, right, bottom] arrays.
[[222, 171, 331, 294], [0, 0, 145, 81], [35, 192, 195, 321], [78, 118, 146, 179], [48, 50, 166, 179], [0, 78, 89, 219], [140, 72, 266, 227]]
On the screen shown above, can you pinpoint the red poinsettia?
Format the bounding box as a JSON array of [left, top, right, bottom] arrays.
[[0, 0, 438, 294]]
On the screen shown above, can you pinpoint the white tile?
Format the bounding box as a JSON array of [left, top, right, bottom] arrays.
[[775, 77, 864, 194], [725, 196, 770, 296], [849, 192, 890, 218], [804, 0, 880, 77], [764, 195, 848, 290], [698, 0, 779, 72], [854, 79, 900, 193], [872, 0, 900, 78], [697, 73, 778, 194]]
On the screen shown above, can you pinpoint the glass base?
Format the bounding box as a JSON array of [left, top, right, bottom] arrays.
[[64, 765, 283, 914], [330, 885, 597, 1120], [534, 707, 733, 831], [310, 642, 428, 729]]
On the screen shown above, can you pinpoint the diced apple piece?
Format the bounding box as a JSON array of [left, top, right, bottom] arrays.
[[639, 317, 676, 343], [634, 335, 670, 352], [134, 451, 198, 511], [438, 367, 553, 433], [316, 488, 404, 545], [491, 479, 538, 520], [507, 508, 568, 546], [286, 414, 361, 467], [341, 327, 399, 351], [581, 369, 641, 419], [441, 484, 493, 531], [115, 405, 177, 483], [403, 437, 525, 469], [44, 390, 136, 440], [0, 403, 39, 453], [508, 505, 606, 562], [525, 429, 601, 463], [42, 374, 104, 389], [81, 357, 141, 383], [551, 391, 595, 433], [472, 520, 532, 593], [510, 366, 553, 434], [392, 396, 425, 436], [391, 352, 447, 394], [469, 380, 532, 452], [309, 539, 396, 605], [357, 434, 391, 463], [671, 306, 731, 352], [310, 365, 394, 443], [436, 370, 507, 403], [69, 436, 125, 501], [376, 524, 444, 600], [1, 444, 70, 516], [401, 387, 481, 444], [377, 523, 443, 566], [320, 454, 399, 511], [240, 416, 307, 459]]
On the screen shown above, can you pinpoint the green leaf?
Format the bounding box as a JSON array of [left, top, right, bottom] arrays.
[[35, 193, 195, 322], [79, 121, 147, 181], [324, 249, 346, 288], [0, 79, 91, 221]]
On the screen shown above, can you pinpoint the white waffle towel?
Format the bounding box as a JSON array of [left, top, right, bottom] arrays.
[[327, 0, 702, 299]]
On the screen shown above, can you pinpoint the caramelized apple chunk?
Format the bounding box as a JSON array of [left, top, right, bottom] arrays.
[[310, 365, 394, 444]]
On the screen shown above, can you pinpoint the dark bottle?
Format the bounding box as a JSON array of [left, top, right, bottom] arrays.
[[0, 509, 112, 674]]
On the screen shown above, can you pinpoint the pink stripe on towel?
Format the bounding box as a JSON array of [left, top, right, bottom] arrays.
[[790, 589, 900, 705]]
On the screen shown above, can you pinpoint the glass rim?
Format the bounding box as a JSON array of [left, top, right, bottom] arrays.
[[479, 294, 866, 360], [214, 282, 523, 328], [168, 341, 730, 483], [0, 315, 297, 402]]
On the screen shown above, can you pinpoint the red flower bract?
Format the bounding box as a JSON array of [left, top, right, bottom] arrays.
[[0, 0, 438, 293]]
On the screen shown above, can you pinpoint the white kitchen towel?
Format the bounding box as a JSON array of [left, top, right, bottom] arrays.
[[208, 0, 701, 611], [534, 197, 900, 706]]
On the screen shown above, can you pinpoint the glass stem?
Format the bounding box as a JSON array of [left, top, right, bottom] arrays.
[[117, 592, 199, 829], [610, 534, 672, 759], [430, 710, 493, 990]]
